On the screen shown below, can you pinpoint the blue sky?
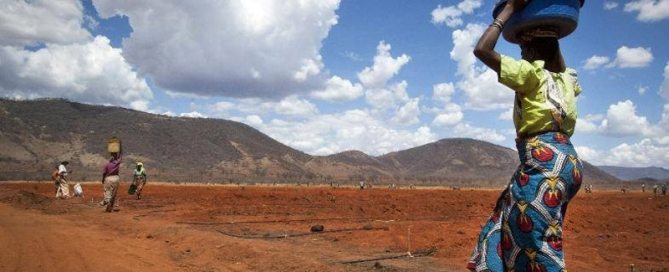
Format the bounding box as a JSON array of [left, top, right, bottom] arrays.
[[1, 0, 669, 167]]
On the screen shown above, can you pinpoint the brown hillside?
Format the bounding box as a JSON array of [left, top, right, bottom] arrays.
[[0, 99, 620, 186]]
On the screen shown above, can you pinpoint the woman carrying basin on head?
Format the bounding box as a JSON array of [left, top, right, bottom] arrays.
[[467, 0, 584, 271]]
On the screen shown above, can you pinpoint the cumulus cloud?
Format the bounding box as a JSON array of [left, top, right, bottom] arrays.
[[0, 0, 91, 46], [604, 1, 619, 10], [610, 46, 654, 68], [624, 0, 669, 22], [576, 114, 604, 134], [638, 85, 648, 95], [180, 111, 207, 118], [365, 81, 410, 110], [432, 82, 456, 103], [452, 123, 506, 143], [391, 98, 421, 125], [583, 55, 611, 70], [450, 23, 513, 110], [92, 0, 341, 98], [433, 103, 464, 126], [207, 95, 318, 118], [604, 139, 669, 167], [245, 115, 263, 126], [254, 110, 436, 155], [0, 36, 152, 109], [310, 76, 363, 101], [497, 107, 513, 121], [661, 61, 669, 101], [576, 140, 669, 168], [431, 0, 483, 28], [660, 62, 669, 129], [574, 146, 603, 164], [357, 41, 411, 89], [600, 100, 658, 137]]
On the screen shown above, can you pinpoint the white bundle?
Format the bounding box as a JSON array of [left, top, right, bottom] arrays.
[[73, 183, 84, 197]]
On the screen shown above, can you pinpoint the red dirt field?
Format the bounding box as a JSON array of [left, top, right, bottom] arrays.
[[0, 182, 668, 272]]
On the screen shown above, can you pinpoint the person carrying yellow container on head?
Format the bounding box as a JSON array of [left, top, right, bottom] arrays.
[[130, 162, 147, 199], [101, 137, 122, 212]]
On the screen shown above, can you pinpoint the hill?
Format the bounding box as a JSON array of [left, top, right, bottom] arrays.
[[598, 165, 669, 181], [0, 99, 620, 186]]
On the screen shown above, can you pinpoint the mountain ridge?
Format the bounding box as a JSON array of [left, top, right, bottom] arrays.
[[598, 165, 669, 181], [0, 98, 620, 186]]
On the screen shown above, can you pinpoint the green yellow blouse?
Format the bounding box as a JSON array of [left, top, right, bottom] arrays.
[[499, 55, 582, 137]]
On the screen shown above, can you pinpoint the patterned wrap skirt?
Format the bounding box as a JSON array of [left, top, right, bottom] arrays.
[[467, 132, 583, 272]]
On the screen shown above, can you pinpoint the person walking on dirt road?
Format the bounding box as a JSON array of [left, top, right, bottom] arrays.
[[101, 151, 122, 212], [131, 162, 147, 199], [55, 161, 71, 199]]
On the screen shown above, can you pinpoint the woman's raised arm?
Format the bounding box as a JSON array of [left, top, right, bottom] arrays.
[[473, 0, 527, 73]]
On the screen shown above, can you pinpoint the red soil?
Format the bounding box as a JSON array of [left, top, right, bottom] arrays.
[[0, 182, 667, 271]]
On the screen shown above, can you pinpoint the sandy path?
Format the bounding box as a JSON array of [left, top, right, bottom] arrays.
[[0, 202, 176, 272]]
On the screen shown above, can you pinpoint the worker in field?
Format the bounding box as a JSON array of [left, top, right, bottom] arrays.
[[100, 151, 122, 212], [131, 162, 147, 199], [55, 161, 71, 199], [467, 0, 585, 271], [662, 183, 667, 196], [653, 184, 659, 196]]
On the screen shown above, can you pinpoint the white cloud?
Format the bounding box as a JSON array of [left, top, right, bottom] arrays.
[[207, 96, 318, 118], [450, 23, 513, 110], [268, 96, 319, 116], [431, 0, 483, 28], [574, 146, 603, 164], [604, 1, 619, 10], [245, 115, 263, 126], [365, 80, 410, 110], [600, 100, 658, 136], [0, 0, 91, 46], [92, 0, 341, 98], [611, 46, 654, 68], [604, 139, 669, 167], [310, 76, 363, 101], [638, 85, 648, 95], [661, 61, 669, 101], [357, 41, 411, 89], [458, 69, 513, 110], [452, 123, 506, 143], [180, 111, 207, 118], [432, 82, 456, 103], [253, 110, 436, 155], [433, 103, 464, 126], [0, 36, 153, 108], [660, 62, 669, 130], [391, 98, 421, 125], [293, 56, 323, 82], [624, 0, 669, 22], [583, 55, 611, 70], [576, 114, 604, 134], [497, 107, 513, 121]]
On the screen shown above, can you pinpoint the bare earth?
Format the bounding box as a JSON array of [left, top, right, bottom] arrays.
[[0, 182, 668, 272]]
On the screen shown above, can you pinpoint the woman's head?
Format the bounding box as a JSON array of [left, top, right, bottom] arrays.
[[520, 36, 559, 62], [518, 28, 560, 62]]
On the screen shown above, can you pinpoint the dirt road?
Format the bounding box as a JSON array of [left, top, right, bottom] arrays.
[[0, 182, 667, 271]]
